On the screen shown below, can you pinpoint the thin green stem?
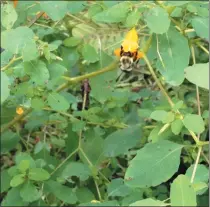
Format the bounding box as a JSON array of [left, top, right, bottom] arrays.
[[62, 61, 118, 83], [50, 148, 79, 176], [1, 61, 118, 135], [1, 56, 22, 71], [94, 179, 102, 201], [190, 45, 201, 140], [190, 146, 202, 183], [143, 54, 200, 144], [196, 42, 209, 55], [79, 148, 93, 167], [143, 55, 174, 107], [1, 108, 33, 134]]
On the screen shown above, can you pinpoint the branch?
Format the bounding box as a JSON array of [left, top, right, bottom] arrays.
[[143, 55, 174, 107], [196, 42, 209, 55], [1, 56, 22, 71], [1, 61, 118, 134], [190, 146, 202, 183], [62, 61, 118, 83]]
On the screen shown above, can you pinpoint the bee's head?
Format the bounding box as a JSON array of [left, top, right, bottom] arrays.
[[120, 56, 133, 72]]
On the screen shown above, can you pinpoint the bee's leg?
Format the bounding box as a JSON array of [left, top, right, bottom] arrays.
[[132, 61, 144, 82], [116, 71, 126, 83]]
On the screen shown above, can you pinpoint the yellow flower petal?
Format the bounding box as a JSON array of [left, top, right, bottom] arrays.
[[122, 27, 139, 52]]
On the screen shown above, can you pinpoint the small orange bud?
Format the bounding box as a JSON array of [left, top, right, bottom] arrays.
[[16, 107, 24, 115]]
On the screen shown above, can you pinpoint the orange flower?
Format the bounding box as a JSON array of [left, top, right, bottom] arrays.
[[16, 107, 24, 115], [114, 27, 144, 59], [121, 27, 139, 52]]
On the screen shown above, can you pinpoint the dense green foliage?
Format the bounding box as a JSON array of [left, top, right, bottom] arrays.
[[1, 1, 209, 206]]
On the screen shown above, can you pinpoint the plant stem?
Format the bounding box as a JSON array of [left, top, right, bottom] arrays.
[[1, 61, 118, 134], [196, 42, 209, 55], [1, 56, 22, 71], [143, 54, 200, 144], [62, 61, 118, 83], [94, 179, 102, 201], [50, 148, 79, 176], [143, 55, 174, 107], [1, 108, 33, 134], [190, 146, 202, 183], [190, 45, 201, 139], [201, 150, 210, 165]]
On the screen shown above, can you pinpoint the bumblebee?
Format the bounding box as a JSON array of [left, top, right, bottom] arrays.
[[114, 28, 144, 73]]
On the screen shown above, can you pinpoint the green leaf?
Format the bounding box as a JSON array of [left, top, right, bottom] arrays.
[[148, 125, 172, 143], [22, 40, 39, 62], [1, 2, 18, 29], [92, 2, 130, 23], [2, 186, 28, 206], [125, 140, 183, 188], [185, 164, 209, 183], [184, 63, 209, 90], [138, 109, 152, 118], [76, 187, 95, 203], [1, 170, 12, 193], [173, 100, 184, 110], [28, 168, 50, 181], [80, 130, 105, 167], [103, 125, 142, 157], [1, 71, 10, 104], [1, 26, 37, 57], [47, 92, 70, 111], [18, 160, 30, 173], [156, 26, 190, 86], [122, 190, 143, 206], [183, 114, 205, 133], [191, 17, 209, 40], [82, 44, 99, 64], [61, 162, 91, 181], [150, 110, 168, 122], [31, 98, 45, 110], [20, 181, 41, 202], [40, 1, 68, 21], [63, 37, 82, 47], [166, 1, 190, 6], [68, 1, 87, 14], [88, 4, 103, 18], [130, 198, 166, 206], [1, 131, 19, 154], [145, 6, 171, 34], [124, 11, 141, 28], [65, 123, 79, 156], [1, 49, 13, 67], [15, 152, 36, 168], [162, 112, 175, 123], [45, 180, 77, 204], [192, 182, 208, 195], [24, 60, 49, 86], [10, 174, 25, 187], [48, 62, 67, 88], [60, 47, 80, 69], [170, 175, 197, 206], [187, 2, 208, 17], [107, 178, 132, 197], [171, 119, 183, 135]]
